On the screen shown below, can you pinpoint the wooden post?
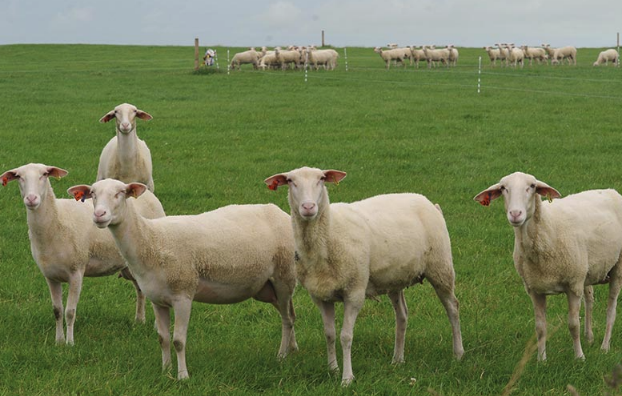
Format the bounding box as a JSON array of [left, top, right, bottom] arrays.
[[194, 38, 199, 71], [322, 30, 325, 47]]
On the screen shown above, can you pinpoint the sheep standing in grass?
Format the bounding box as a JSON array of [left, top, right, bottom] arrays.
[[494, 43, 510, 67], [505, 44, 524, 68], [373, 47, 405, 70], [483, 46, 502, 67], [520, 45, 548, 66], [265, 167, 464, 386], [423, 45, 450, 68], [97, 103, 155, 192], [230, 48, 259, 70], [543, 44, 577, 65], [446, 45, 459, 67], [409, 46, 427, 68], [475, 172, 622, 360], [68, 179, 297, 380], [258, 48, 281, 70], [306, 48, 339, 70], [1, 163, 165, 345], [593, 49, 619, 66]]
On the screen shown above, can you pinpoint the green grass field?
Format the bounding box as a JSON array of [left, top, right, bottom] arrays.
[[0, 44, 621, 395]]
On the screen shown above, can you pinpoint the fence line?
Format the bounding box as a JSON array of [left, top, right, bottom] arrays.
[[248, 65, 622, 101]]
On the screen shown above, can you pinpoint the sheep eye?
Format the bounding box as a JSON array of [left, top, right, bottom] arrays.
[[530, 184, 536, 189], [500, 186, 505, 191], [286, 179, 292, 184]]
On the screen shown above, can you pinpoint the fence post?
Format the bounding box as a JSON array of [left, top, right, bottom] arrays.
[[322, 30, 325, 47], [617, 32, 620, 67], [194, 38, 199, 71], [344, 47, 349, 72], [227, 49, 230, 75], [305, 52, 308, 83], [478, 56, 482, 94]]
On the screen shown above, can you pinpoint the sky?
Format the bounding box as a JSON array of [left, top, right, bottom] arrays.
[[1, 0, 620, 48]]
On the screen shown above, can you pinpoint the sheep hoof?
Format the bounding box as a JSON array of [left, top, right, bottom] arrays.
[[341, 376, 354, 387], [177, 370, 189, 380], [391, 357, 405, 365]]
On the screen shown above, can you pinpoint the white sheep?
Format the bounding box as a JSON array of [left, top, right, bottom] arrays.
[[474, 172, 622, 361], [505, 44, 524, 68], [422, 45, 450, 68], [409, 46, 428, 68], [373, 47, 405, 70], [1, 163, 165, 345], [68, 179, 298, 380], [230, 48, 260, 70], [520, 45, 548, 66], [494, 43, 510, 67], [97, 103, 155, 192], [387, 43, 399, 49], [279, 49, 303, 70], [258, 49, 281, 70], [265, 167, 464, 385], [306, 48, 339, 70], [593, 49, 619, 66], [446, 45, 459, 67], [543, 44, 577, 65], [483, 46, 502, 67]]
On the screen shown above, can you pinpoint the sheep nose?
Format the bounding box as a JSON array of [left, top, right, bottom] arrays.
[[121, 122, 130, 130], [94, 209, 107, 218], [509, 210, 522, 219], [302, 202, 316, 211]]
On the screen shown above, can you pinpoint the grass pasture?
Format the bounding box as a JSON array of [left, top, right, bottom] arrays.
[[0, 44, 621, 395]]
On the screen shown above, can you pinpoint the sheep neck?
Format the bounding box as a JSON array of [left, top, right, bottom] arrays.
[[107, 199, 152, 270], [513, 196, 547, 261], [115, 126, 139, 165], [26, 183, 63, 241], [292, 193, 331, 264]]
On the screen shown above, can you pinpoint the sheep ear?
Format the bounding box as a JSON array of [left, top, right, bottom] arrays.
[[0, 169, 18, 187], [323, 170, 347, 184], [45, 166, 68, 180], [125, 183, 148, 199], [136, 110, 153, 121], [100, 110, 116, 123], [535, 180, 561, 200], [474, 183, 503, 206], [67, 185, 92, 202], [264, 174, 288, 191]]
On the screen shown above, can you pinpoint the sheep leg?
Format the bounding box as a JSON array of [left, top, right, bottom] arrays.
[[120, 267, 146, 323], [602, 268, 622, 352], [153, 303, 172, 373], [529, 291, 547, 361], [430, 281, 464, 360], [172, 298, 192, 380], [340, 295, 364, 386], [259, 279, 297, 358], [583, 286, 594, 344], [567, 291, 585, 359], [65, 272, 84, 346], [45, 278, 65, 344], [312, 297, 339, 372], [388, 290, 408, 364]]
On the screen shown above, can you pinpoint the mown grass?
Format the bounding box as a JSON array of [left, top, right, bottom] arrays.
[[0, 44, 621, 395]]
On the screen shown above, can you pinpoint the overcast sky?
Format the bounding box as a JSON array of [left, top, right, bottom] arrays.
[[1, 0, 620, 48]]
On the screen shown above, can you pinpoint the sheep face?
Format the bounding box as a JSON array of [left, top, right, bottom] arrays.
[[68, 179, 147, 228], [1, 163, 67, 210], [474, 172, 561, 227], [99, 103, 152, 134], [265, 167, 346, 221]]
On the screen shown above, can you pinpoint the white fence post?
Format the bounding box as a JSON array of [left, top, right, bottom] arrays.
[[478, 56, 482, 94], [344, 47, 349, 72]]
